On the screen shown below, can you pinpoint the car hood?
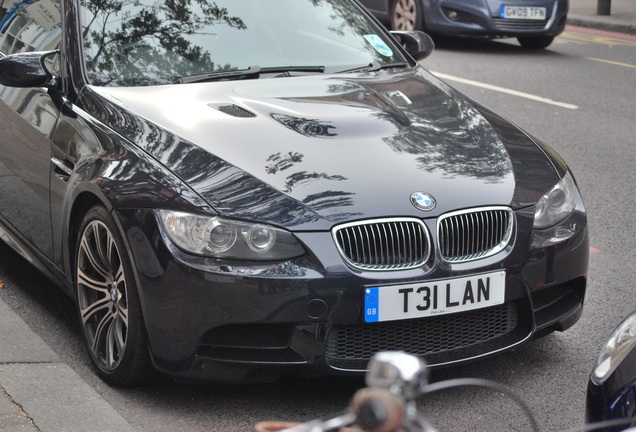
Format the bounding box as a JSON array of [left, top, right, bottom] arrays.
[[85, 67, 559, 230]]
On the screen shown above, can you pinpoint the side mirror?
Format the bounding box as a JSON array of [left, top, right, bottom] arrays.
[[390, 31, 435, 61], [0, 50, 58, 88]]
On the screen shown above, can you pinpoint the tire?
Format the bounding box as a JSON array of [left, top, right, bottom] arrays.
[[517, 35, 555, 49], [391, 0, 423, 31], [75, 205, 152, 386]]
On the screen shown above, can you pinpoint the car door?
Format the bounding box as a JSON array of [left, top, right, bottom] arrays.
[[0, 0, 62, 259]]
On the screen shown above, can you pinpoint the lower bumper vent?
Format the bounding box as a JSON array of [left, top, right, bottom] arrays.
[[325, 303, 519, 370]]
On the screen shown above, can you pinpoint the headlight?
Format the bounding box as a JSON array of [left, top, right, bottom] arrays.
[[591, 312, 636, 385], [156, 210, 305, 260], [533, 172, 577, 229]]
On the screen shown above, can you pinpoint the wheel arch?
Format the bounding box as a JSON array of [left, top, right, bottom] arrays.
[[67, 192, 108, 275]]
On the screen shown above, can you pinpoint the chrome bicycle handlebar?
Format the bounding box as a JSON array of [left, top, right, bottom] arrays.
[[255, 351, 436, 432]]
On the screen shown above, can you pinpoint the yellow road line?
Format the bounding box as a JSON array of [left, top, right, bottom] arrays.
[[559, 32, 636, 47], [586, 57, 636, 69]]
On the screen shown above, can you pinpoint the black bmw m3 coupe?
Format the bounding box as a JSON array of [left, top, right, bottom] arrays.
[[0, 0, 588, 385]]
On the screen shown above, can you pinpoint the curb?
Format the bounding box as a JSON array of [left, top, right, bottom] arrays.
[[568, 14, 636, 35]]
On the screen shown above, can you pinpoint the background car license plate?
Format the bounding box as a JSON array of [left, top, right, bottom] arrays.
[[500, 6, 547, 20], [364, 271, 506, 323]]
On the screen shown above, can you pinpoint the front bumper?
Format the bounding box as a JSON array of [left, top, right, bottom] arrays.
[[423, 0, 568, 38], [118, 205, 587, 382]]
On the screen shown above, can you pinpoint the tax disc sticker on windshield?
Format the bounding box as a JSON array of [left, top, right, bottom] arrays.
[[363, 35, 393, 57]]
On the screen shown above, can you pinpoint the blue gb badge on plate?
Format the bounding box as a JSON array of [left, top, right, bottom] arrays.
[[364, 287, 380, 322]]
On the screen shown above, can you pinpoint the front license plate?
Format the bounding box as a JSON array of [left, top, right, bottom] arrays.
[[364, 271, 506, 323], [499, 6, 547, 20]]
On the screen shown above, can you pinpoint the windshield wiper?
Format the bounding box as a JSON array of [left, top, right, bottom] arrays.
[[336, 61, 409, 74], [260, 65, 325, 75], [177, 66, 262, 84], [176, 65, 325, 84]]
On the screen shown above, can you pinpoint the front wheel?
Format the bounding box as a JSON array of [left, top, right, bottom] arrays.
[[391, 0, 423, 31], [517, 35, 555, 49], [75, 205, 152, 386]]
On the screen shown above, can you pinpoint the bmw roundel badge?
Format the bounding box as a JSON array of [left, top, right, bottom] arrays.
[[410, 192, 436, 211]]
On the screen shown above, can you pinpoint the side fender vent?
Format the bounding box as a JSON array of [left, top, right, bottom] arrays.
[[209, 103, 257, 118]]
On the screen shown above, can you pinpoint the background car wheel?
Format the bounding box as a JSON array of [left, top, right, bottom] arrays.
[[391, 0, 423, 31], [517, 35, 555, 49], [75, 205, 152, 386]]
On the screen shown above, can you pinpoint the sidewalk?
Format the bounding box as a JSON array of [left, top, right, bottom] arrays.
[[1, 2, 636, 431], [0, 299, 135, 432], [568, 0, 636, 35]]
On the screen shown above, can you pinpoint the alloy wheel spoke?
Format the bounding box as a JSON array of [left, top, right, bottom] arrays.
[[79, 294, 111, 326], [113, 261, 125, 291], [105, 318, 117, 368], [106, 316, 126, 369], [106, 232, 115, 269], [114, 316, 127, 356], [80, 231, 111, 281], [92, 223, 111, 272], [118, 302, 129, 327], [77, 266, 110, 293], [113, 261, 128, 326], [91, 309, 115, 356]]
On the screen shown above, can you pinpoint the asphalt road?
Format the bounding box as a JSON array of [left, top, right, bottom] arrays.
[[1, 27, 636, 432]]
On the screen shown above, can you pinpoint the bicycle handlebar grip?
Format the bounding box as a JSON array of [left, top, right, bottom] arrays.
[[351, 388, 406, 432]]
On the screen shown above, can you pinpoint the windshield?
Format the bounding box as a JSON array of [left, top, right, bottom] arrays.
[[81, 0, 407, 87]]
